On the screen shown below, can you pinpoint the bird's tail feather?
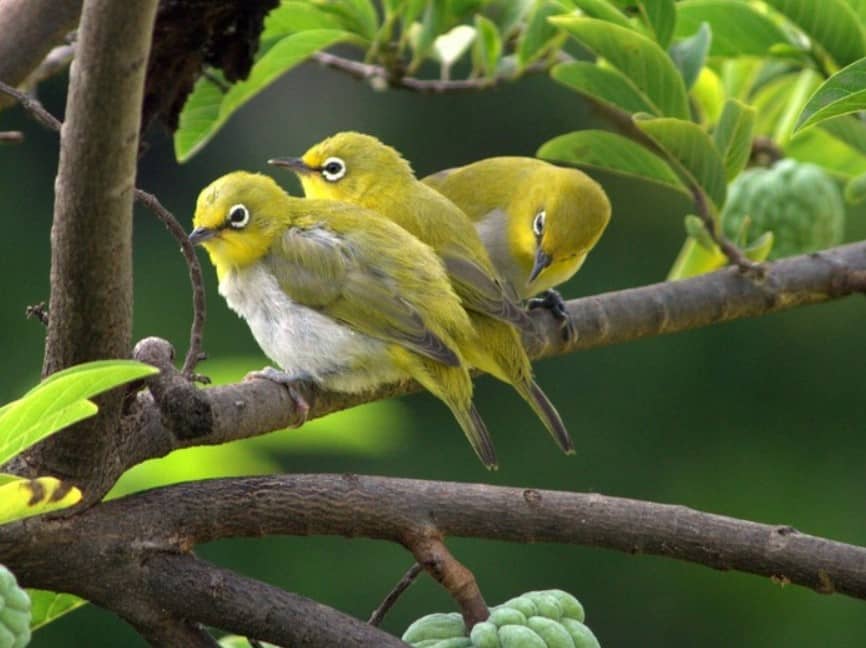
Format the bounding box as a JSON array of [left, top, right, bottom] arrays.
[[516, 379, 574, 454]]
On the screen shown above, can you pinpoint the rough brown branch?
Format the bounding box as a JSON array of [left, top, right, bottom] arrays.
[[0, 0, 81, 108], [0, 131, 24, 144], [4, 475, 866, 610], [312, 51, 552, 93], [24, 0, 159, 502]]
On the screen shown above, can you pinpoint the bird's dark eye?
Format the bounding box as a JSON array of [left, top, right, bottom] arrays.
[[321, 156, 347, 182], [227, 203, 250, 229], [532, 210, 546, 238]]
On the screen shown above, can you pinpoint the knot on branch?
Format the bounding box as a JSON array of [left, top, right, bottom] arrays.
[[134, 337, 213, 440]]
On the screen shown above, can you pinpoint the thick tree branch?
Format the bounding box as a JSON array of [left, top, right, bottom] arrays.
[[0, 0, 81, 107], [26, 0, 159, 497], [145, 553, 408, 647], [3, 475, 866, 618]]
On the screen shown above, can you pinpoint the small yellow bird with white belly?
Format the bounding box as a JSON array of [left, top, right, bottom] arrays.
[[189, 171, 497, 468], [269, 132, 574, 455]]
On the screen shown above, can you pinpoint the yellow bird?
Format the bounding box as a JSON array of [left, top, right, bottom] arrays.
[[269, 132, 574, 455], [189, 172, 497, 468], [423, 157, 611, 334]]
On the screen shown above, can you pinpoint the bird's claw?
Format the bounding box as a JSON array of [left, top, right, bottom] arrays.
[[528, 289, 576, 343], [244, 366, 313, 426]]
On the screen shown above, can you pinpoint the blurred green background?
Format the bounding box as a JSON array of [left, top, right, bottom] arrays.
[[3, 59, 866, 646]]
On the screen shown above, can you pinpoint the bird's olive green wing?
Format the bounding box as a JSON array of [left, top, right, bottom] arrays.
[[420, 166, 458, 191], [268, 226, 460, 366], [439, 243, 531, 331]]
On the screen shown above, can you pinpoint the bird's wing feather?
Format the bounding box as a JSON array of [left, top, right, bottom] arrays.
[[269, 226, 460, 366]]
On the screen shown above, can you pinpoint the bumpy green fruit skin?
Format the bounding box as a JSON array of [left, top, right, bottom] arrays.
[[0, 565, 30, 648], [402, 589, 599, 647], [721, 159, 844, 259]]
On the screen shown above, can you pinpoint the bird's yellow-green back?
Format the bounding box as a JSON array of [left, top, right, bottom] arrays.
[[422, 157, 611, 298]]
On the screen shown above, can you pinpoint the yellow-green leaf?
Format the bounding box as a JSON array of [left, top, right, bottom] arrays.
[[714, 99, 756, 180], [675, 0, 790, 57], [28, 590, 87, 631], [795, 57, 866, 133], [764, 0, 866, 67], [551, 61, 660, 115], [0, 477, 82, 525]]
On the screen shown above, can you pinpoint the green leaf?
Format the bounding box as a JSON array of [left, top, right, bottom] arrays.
[[518, 0, 568, 67], [634, 0, 677, 48], [473, 14, 503, 77], [795, 57, 866, 132], [260, 2, 345, 42], [564, 0, 632, 29], [537, 130, 690, 197], [667, 235, 726, 280], [551, 61, 659, 115], [498, 0, 535, 36], [675, 0, 790, 57], [785, 124, 866, 178], [174, 29, 353, 162], [669, 22, 711, 90], [28, 590, 87, 631], [0, 360, 158, 466], [692, 66, 725, 124], [313, 0, 379, 41], [713, 99, 756, 180], [635, 115, 727, 210], [845, 171, 866, 203], [409, 0, 449, 67], [821, 114, 866, 156], [772, 68, 821, 145], [764, 0, 866, 67], [552, 16, 690, 118], [0, 477, 82, 525]]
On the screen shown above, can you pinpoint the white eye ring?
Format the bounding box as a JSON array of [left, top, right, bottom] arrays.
[[227, 203, 250, 229], [532, 210, 546, 237], [321, 156, 347, 182]]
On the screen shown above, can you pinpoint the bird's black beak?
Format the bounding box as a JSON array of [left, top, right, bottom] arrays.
[[268, 157, 313, 174], [528, 249, 552, 283], [188, 227, 218, 246]]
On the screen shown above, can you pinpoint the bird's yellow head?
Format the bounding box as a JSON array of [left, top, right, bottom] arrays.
[[190, 172, 290, 277], [269, 131, 415, 202], [515, 167, 611, 293]]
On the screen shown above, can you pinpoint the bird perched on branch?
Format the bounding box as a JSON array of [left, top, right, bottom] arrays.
[[423, 157, 611, 339], [269, 132, 573, 456], [189, 171, 497, 468]]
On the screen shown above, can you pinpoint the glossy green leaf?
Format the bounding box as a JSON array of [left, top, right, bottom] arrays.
[[692, 66, 725, 124], [28, 590, 87, 631], [538, 130, 689, 197], [564, 0, 632, 29], [518, 0, 568, 67], [174, 29, 353, 162], [667, 235, 726, 280], [260, 2, 345, 43], [821, 114, 866, 156], [844, 171, 866, 203], [795, 57, 866, 132], [772, 68, 821, 145], [714, 99, 756, 180], [721, 59, 763, 102], [669, 22, 711, 90], [785, 125, 866, 178], [0, 477, 82, 525], [634, 0, 677, 48], [0, 360, 158, 466], [675, 0, 790, 57], [552, 16, 690, 118], [751, 72, 800, 136], [635, 115, 727, 210], [764, 0, 866, 67], [473, 14, 503, 77], [551, 61, 659, 115], [409, 1, 448, 67], [313, 0, 379, 41]]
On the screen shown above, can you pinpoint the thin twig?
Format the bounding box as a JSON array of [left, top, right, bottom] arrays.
[[0, 80, 208, 380], [312, 51, 552, 93], [0, 131, 23, 143], [133, 189, 208, 380], [368, 562, 424, 626], [691, 187, 764, 277]]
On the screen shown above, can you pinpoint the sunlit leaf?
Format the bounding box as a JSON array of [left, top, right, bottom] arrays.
[[538, 130, 690, 197], [675, 0, 790, 57], [669, 22, 711, 90], [0, 360, 158, 466], [313, 0, 379, 41], [0, 477, 82, 525], [433, 25, 476, 68], [518, 0, 568, 67], [764, 0, 866, 67], [692, 66, 725, 124], [260, 2, 345, 43], [785, 125, 866, 178], [713, 99, 756, 180], [473, 14, 503, 77], [771, 68, 821, 145], [844, 171, 866, 203], [634, 0, 677, 48], [174, 30, 354, 162], [551, 61, 659, 115], [795, 57, 866, 132], [667, 236, 726, 280], [564, 0, 632, 29], [635, 115, 727, 210], [28, 590, 87, 631], [552, 16, 690, 118]]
